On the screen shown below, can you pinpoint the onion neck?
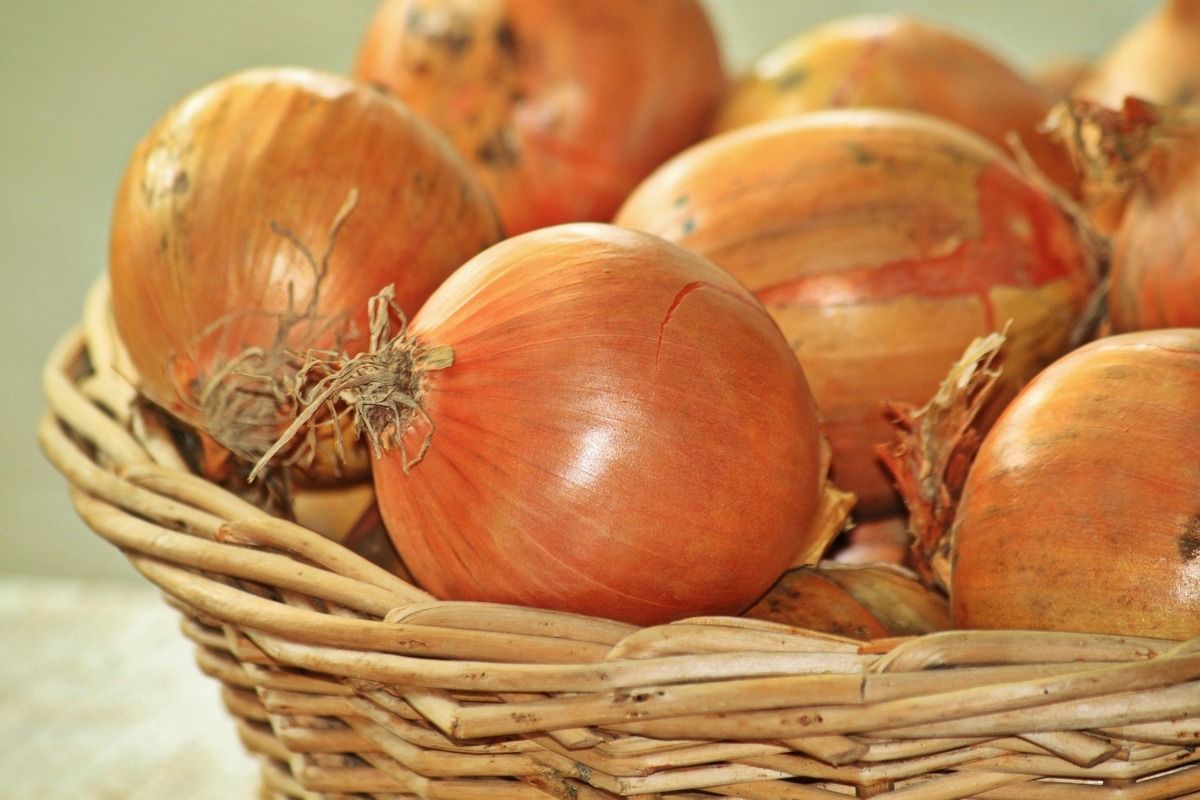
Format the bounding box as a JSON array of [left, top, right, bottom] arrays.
[[352, 335, 452, 471]]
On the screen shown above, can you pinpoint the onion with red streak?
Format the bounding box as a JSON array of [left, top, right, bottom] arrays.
[[108, 67, 503, 485], [352, 0, 725, 236], [615, 109, 1100, 519], [273, 223, 845, 626], [949, 328, 1200, 639]]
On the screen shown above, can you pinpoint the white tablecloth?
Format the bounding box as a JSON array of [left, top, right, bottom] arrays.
[[0, 576, 260, 799]]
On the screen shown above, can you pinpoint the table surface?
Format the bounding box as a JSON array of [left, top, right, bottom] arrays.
[[0, 575, 260, 799]]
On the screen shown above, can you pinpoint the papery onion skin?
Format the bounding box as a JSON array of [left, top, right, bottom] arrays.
[[366, 223, 836, 627], [711, 13, 1076, 193], [949, 329, 1200, 639], [614, 109, 1099, 519], [1048, 97, 1200, 331], [744, 566, 894, 641], [744, 562, 950, 641], [353, 0, 725, 236], [108, 67, 503, 483]]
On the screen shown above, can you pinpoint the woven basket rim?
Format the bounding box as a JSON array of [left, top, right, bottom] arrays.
[[39, 277, 1200, 799]]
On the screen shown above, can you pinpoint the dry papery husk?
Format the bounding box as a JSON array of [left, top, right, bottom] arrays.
[[876, 330, 1009, 590], [83, 276, 380, 531], [251, 283, 454, 483], [1047, 96, 1200, 333], [616, 107, 1108, 520], [1045, 95, 1200, 236], [183, 192, 377, 489], [111, 188, 384, 495], [743, 561, 951, 641], [78, 276, 288, 515]]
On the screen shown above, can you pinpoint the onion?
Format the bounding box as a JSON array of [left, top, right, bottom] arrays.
[[1074, 0, 1200, 109], [269, 222, 846, 626], [614, 109, 1100, 519], [710, 13, 1076, 193], [108, 67, 503, 485], [744, 562, 951, 641], [341, 501, 409, 579], [948, 328, 1200, 639], [352, 0, 725, 236], [1048, 97, 1200, 331]]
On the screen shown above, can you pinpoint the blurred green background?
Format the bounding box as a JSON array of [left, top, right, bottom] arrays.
[[3, 1, 1156, 585]]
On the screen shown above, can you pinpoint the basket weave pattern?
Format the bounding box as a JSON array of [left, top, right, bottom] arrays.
[[41, 282, 1200, 799]]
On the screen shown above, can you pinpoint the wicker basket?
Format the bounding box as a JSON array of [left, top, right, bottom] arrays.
[[40, 280, 1200, 800]]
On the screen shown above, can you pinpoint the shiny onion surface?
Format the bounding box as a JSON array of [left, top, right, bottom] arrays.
[[950, 329, 1200, 639], [615, 109, 1098, 518], [334, 223, 842, 626]]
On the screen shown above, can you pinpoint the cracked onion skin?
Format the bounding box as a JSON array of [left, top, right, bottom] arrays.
[[949, 329, 1200, 639], [366, 223, 838, 627], [108, 67, 502, 484], [352, 0, 725, 236], [614, 109, 1099, 519]]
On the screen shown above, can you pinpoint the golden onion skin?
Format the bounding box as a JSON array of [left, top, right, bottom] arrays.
[[950, 329, 1200, 639], [108, 67, 502, 483], [616, 109, 1098, 518]]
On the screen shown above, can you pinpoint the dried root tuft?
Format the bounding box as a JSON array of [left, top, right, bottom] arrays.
[[249, 284, 454, 483]]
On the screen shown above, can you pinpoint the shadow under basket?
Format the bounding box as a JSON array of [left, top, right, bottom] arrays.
[[40, 280, 1200, 800]]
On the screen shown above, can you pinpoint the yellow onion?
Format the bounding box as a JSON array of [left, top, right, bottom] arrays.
[[263, 223, 845, 626], [711, 13, 1076, 193], [353, 0, 725, 236], [744, 562, 951, 641], [949, 329, 1200, 639], [1074, 0, 1200, 109], [1049, 97, 1200, 331], [108, 67, 502, 485], [615, 109, 1100, 519]]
